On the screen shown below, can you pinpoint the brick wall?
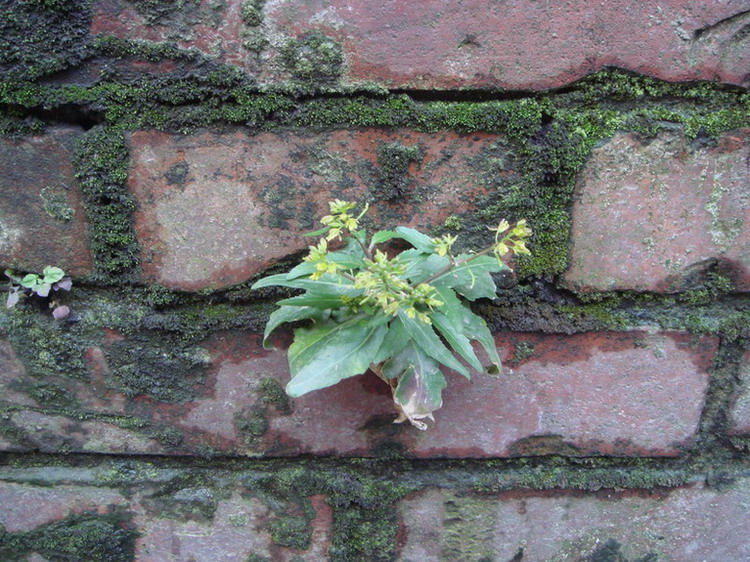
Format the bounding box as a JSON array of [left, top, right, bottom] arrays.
[[1, 1, 749, 560]]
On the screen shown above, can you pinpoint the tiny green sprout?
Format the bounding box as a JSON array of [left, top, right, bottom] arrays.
[[5, 266, 73, 319], [253, 202, 531, 430]]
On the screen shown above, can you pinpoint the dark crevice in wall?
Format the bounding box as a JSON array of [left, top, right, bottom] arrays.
[[2, 103, 104, 131]]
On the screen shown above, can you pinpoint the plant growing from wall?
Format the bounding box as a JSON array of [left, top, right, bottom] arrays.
[[253, 201, 531, 429], [4, 266, 72, 319]]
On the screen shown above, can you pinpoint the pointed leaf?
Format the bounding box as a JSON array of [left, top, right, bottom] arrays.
[[287, 315, 389, 396], [303, 226, 331, 237], [397, 310, 469, 377], [430, 311, 483, 372], [263, 305, 321, 348], [277, 292, 347, 309], [252, 273, 360, 296], [432, 255, 506, 301], [370, 230, 399, 246], [394, 226, 435, 253], [371, 316, 409, 365], [463, 309, 502, 374], [285, 262, 318, 280]]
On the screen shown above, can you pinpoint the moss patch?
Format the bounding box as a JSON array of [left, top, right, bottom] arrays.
[[0, 510, 138, 562]]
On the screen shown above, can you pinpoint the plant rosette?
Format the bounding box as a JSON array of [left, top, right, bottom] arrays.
[[5, 266, 73, 319], [252, 201, 531, 430]]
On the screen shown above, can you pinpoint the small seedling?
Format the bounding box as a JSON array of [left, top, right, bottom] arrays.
[[253, 201, 531, 429], [5, 266, 72, 319]]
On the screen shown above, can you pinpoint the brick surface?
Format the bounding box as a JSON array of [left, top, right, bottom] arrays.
[[563, 128, 750, 293], [729, 348, 750, 434], [0, 479, 332, 561], [128, 128, 511, 290], [92, 0, 750, 89], [0, 127, 93, 276], [0, 330, 717, 458], [397, 478, 750, 561]]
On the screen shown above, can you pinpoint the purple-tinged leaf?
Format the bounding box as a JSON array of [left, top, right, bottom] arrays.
[[56, 278, 73, 291], [52, 305, 70, 320], [35, 283, 51, 297], [6, 290, 19, 308]]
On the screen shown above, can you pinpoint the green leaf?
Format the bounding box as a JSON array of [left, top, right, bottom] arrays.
[[20, 274, 40, 289], [432, 255, 505, 301], [371, 316, 409, 365], [263, 305, 322, 349], [430, 311, 483, 372], [303, 226, 330, 237], [276, 292, 347, 309], [370, 230, 399, 246], [42, 266, 65, 284], [286, 315, 389, 397], [397, 310, 470, 378], [409, 253, 450, 284], [394, 226, 435, 253], [462, 309, 502, 374], [252, 273, 360, 296], [285, 262, 318, 280]]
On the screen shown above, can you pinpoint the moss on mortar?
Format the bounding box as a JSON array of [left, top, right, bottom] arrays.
[[0, 510, 138, 562]]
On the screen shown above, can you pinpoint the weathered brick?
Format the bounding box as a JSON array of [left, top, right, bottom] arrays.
[[0, 479, 332, 561], [0, 481, 126, 533], [397, 478, 750, 561], [729, 348, 750, 435], [128, 129, 511, 290], [0, 330, 717, 458], [92, 0, 750, 89], [0, 127, 93, 276], [563, 128, 750, 293]]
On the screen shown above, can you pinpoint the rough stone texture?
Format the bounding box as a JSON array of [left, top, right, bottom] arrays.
[[0, 479, 332, 561], [91, 0, 750, 89], [128, 128, 512, 290], [0, 331, 717, 458], [563, 128, 750, 293], [729, 348, 750, 434], [397, 479, 750, 561], [0, 126, 93, 276]]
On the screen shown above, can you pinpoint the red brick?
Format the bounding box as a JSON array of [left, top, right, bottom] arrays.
[[563, 129, 750, 293], [0, 127, 93, 277], [92, 0, 750, 89], [0, 330, 717, 458], [127, 129, 509, 290], [729, 348, 750, 434], [398, 479, 750, 561]]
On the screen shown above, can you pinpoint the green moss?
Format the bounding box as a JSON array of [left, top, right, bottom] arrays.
[[270, 515, 311, 549], [279, 31, 344, 88], [74, 128, 140, 283], [0, 0, 92, 81], [240, 0, 265, 26], [236, 407, 269, 438], [107, 337, 210, 402], [374, 142, 422, 201], [259, 377, 291, 414], [1, 308, 88, 380], [0, 511, 137, 562]]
